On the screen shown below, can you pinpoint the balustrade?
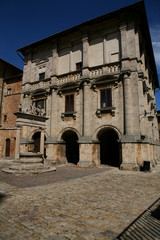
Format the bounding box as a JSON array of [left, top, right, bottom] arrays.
[[57, 71, 82, 84]]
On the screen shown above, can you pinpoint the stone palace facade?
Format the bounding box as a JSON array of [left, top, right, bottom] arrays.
[[13, 1, 159, 171]]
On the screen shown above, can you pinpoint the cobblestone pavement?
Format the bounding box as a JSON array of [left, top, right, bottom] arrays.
[[0, 164, 160, 240]]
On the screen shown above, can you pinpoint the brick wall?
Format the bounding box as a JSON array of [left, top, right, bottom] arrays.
[[0, 77, 22, 158]]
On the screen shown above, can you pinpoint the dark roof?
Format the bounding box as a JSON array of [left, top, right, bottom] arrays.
[[0, 58, 22, 79], [0, 58, 22, 72]]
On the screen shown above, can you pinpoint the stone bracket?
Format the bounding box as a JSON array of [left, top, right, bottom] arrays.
[[96, 107, 116, 117], [61, 112, 77, 120]]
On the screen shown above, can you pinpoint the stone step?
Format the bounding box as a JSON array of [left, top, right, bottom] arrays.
[[0, 158, 14, 168], [20, 152, 43, 158], [9, 163, 45, 170], [15, 158, 43, 163], [2, 166, 56, 174]]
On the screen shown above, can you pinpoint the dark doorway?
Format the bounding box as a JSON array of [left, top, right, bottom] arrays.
[[5, 138, 11, 157], [33, 132, 41, 153], [62, 131, 79, 164], [98, 128, 120, 167]]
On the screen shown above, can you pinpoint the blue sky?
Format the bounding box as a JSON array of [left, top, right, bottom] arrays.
[[1, 0, 160, 109]]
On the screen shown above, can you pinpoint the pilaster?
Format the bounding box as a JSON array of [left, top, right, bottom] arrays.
[[119, 24, 128, 59], [51, 88, 57, 136], [82, 35, 89, 77], [40, 130, 45, 155], [69, 43, 72, 72], [119, 24, 129, 71], [52, 44, 58, 76], [103, 36, 107, 64], [15, 127, 21, 160]]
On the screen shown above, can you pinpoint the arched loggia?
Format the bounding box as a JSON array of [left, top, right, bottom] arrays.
[[98, 128, 121, 167], [62, 130, 79, 164]]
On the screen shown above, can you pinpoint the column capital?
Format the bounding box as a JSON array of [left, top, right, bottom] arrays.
[[121, 71, 131, 79], [52, 44, 57, 52], [82, 78, 90, 86], [119, 23, 127, 31], [82, 36, 88, 43]]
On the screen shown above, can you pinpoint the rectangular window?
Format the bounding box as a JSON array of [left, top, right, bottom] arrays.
[[76, 62, 82, 70], [65, 94, 74, 112], [36, 99, 45, 110], [101, 88, 112, 108], [4, 115, 7, 122], [39, 72, 45, 80], [7, 88, 11, 95]]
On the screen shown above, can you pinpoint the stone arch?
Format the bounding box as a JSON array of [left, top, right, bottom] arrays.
[[28, 129, 48, 142], [93, 125, 122, 167], [92, 125, 122, 141], [57, 127, 81, 142], [29, 129, 47, 154], [61, 129, 80, 165]]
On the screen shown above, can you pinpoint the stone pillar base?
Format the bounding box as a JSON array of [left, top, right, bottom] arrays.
[[121, 142, 139, 171], [46, 143, 67, 164], [120, 163, 139, 171], [78, 161, 95, 168], [44, 159, 57, 166], [78, 142, 100, 167]]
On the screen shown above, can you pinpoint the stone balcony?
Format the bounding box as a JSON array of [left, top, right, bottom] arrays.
[[22, 61, 120, 93], [56, 61, 120, 85]]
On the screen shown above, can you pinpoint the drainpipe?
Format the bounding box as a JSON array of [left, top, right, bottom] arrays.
[[16, 50, 24, 62]]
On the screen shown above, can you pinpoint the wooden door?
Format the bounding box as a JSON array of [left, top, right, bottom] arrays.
[[5, 138, 11, 157]]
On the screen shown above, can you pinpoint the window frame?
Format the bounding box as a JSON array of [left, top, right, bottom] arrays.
[[39, 72, 45, 81], [76, 62, 82, 71], [35, 99, 45, 110], [65, 94, 74, 113], [100, 88, 112, 108], [7, 88, 11, 95], [3, 115, 7, 122]]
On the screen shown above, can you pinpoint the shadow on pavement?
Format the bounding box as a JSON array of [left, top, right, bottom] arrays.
[[117, 197, 160, 239], [0, 193, 6, 204]]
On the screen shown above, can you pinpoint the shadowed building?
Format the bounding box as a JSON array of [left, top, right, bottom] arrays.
[[10, 1, 159, 172]]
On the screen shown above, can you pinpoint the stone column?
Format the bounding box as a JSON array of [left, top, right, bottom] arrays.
[[138, 76, 146, 136], [51, 89, 57, 136], [78, 80, 93, 168], [83, 81, 90, 136], [15, 127, 21, 160], [40, 130, 45, 155], [123, 72, 133, 136]]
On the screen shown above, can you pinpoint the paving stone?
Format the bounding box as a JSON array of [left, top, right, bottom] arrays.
[[0, 165, 160, 239]]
